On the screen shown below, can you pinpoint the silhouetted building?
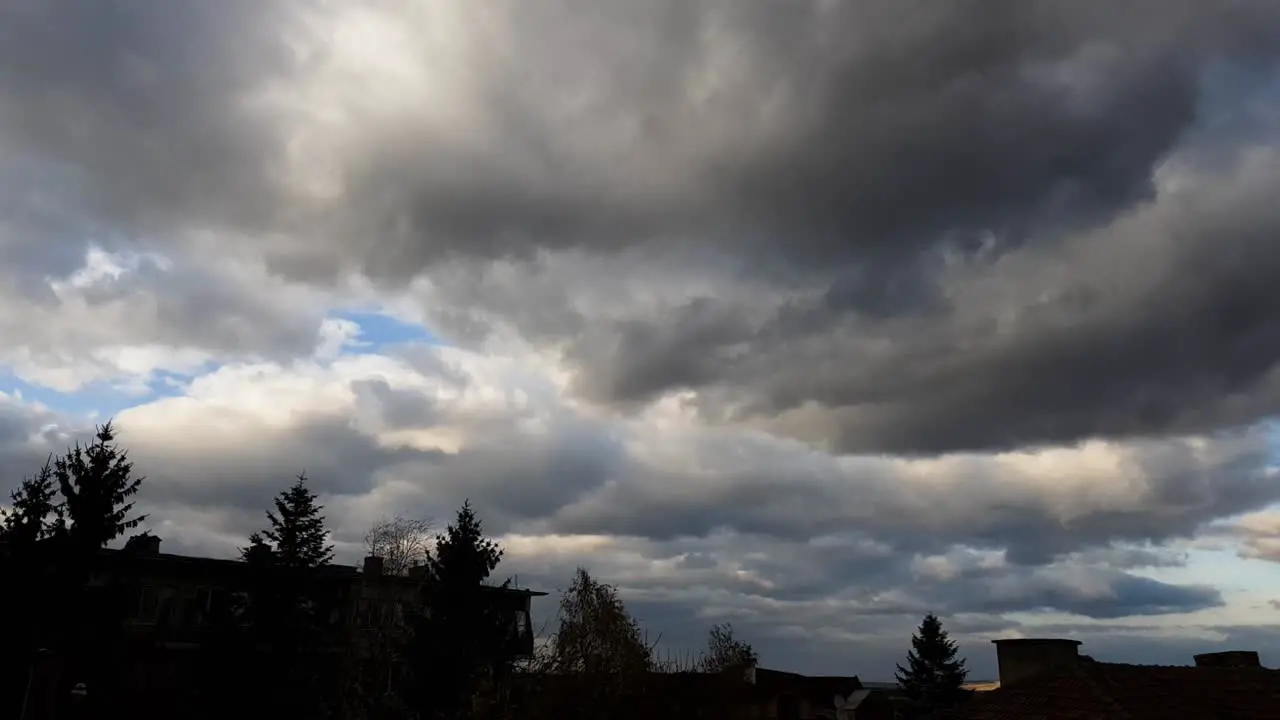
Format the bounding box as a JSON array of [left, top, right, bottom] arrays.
[[964, 637, 1280, 719], [2, 538, 544, 719], [512, 665, 884, 720]]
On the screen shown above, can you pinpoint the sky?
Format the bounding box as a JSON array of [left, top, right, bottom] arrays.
[[2, 0, 1280, 681]]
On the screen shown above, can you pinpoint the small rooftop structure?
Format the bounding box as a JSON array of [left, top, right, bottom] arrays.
[[966, 638, 1280, 720]]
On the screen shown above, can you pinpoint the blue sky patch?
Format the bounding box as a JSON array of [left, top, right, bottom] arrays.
[[0, 368, 198, 420], [329, 310, 440, 353]]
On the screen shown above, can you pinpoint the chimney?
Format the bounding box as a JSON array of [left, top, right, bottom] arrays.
[[362, 555, 384, 577], [1194, 651, 1261, 669], [992, 639, 1082, 688], [125, 533, 161, 554]]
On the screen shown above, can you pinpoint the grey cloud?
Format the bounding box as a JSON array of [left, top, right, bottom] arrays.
[[352, 379, 443, 431], [407, 418, 630, 530], [1, 0, 1272, 278], [513, 533, 1223, 678], [543, 428, 1279, 567], [0, 397, 79, 500], [0, 392, 1258, 677], [0, 0, 302, 268], [117, 386, 625, 546], [120, 414, 427, 514], [954, 571, 1222, 619], [6, 0, 1280, 456], [327, 1, 1278, 281], [1208, 509, 1280, 562], [7, 0, 1280, 680], [575, 148, 1280, 454], [1067, 545, 1190, 571], [0, 250, 337, 390]]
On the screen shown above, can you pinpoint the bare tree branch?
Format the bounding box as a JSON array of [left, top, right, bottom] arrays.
[[363, 515, 434, 576]]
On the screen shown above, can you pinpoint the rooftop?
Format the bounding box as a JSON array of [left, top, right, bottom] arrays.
[[966, 656, 1280, 720]]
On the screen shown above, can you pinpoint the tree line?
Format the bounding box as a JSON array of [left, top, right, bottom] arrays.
[[0, 422, 972, 719], [0, 422, 766, 719]]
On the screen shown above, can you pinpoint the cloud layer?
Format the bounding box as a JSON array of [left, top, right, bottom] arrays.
[[3, 0, 1280, 677]]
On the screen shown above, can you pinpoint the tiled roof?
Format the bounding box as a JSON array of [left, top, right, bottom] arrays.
[[964, 659, 1280, 720]]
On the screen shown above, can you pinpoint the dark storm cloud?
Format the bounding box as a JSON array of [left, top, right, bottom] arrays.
[[542, 427, 1279, 567], [949, 571, 1222, 619], [334, 0, 1279, 280], [6, 0, 1280, 677], [5, 0, 1280, 454], [576, 153, 1280, 454], [0, 0, 1270, 275], [0, 0, 301, 266], [656, 534, 1218, 620]]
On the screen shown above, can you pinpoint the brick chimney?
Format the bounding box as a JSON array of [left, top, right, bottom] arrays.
[[992, 639, 1082, 688], [1194, 651, 1261, 668], [362, 555, 384, 577]]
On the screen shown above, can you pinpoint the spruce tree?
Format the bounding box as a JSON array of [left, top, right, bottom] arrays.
[[260, 473, 334, 569], [405, 500, 509, 719], [240, 531, 276, 564], [895, 613, 969, 712], [239, 474, 336, 717], [0, 457, 57, 545], [36, 422, 145, 717], [428, 499, 503, 586], [0, 457, 59, 707], [52, 421, 146, 548]]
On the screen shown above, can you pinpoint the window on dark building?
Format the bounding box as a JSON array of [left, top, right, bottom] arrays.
[[138, 586, 160, 621], [778, 694, 800, 720], [181, 587, 212, 626]]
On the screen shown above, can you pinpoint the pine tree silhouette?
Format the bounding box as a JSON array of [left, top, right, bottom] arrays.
[[895, 613, 969, 713], [405, 500, 509, 719], [260, 473, 334, 569], [52, 421, 146, 548], [0, 456, 57, 545], [237, 474, 336, 717], [428, 499, 503, 587]]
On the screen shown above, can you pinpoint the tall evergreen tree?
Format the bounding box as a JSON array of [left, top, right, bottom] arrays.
[[894, 613, 969, 712], [29, 423, 146, 718], [0, 457, 57, 545], [236, 474, 337, 718], [405, 500, 509, 719], [53, 421, 146, 548], [428, 499, 503, 586], [260, 473, 334, 568], [0, 458, 59, 718]]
